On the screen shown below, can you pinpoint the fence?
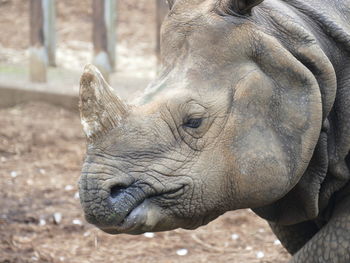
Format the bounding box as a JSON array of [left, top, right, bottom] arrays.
[[29, 0, 169, 83]]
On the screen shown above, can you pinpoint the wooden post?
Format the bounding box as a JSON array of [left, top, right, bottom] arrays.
[[29, 0, 47, 82], [29, 0, 56, 82], [42, 0, 56, 67], [156, 0, 168, 67], [92, 0, 116, 82]]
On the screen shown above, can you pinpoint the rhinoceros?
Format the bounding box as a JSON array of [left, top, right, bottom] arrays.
[[78, 0, 350, 262]]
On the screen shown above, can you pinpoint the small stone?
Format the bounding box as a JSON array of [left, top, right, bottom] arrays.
[[27, 179, 34, 185], [39, 218, 46, 226], [1, 157, 7, 162], [53, 213, 62, 224], [231, 233, 240, 240], [258, 228, 265, 233], [10, 171, 17, 178], [72, 219, 82, 225], [144, 232, 155, 238], [245, 246, 253, 251], [39, 168, 46, 175], [256, 251, 265, 259], [83, 231, 91, 237], [74, 192, 80, 199], [64, 185, 73, 191], [59, 256, 65, 262], [14, 236, 32, 243], [274, 239, 281, 245], [0, 214, 7, 219], [176, 248, 188, 256], [94, 236, 98, 248]]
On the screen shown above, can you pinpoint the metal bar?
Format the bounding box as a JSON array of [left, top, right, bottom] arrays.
[[42, 0, 56, 67], [29, 0, 47, 82]]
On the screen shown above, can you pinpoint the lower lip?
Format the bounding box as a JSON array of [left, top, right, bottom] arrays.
[[101, 200, 149, 234]]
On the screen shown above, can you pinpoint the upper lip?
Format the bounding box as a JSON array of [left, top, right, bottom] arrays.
[[101, 184, 186, 233]]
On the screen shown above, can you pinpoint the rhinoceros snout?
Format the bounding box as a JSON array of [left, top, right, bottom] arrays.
[[107, 184, 149, 221], [109, 184, 128, 200], [79, 176, 156, 231]]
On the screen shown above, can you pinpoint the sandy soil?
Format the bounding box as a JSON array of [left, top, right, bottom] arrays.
[[0, 103, 291, 263]]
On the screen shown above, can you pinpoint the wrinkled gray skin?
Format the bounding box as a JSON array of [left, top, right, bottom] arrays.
[[79, 0, 350, 262]]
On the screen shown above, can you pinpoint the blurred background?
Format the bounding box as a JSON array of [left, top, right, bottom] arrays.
[[0, 0, 289, 262]]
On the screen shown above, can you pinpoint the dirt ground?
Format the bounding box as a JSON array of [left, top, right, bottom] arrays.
[[0, 103, 291, 263]]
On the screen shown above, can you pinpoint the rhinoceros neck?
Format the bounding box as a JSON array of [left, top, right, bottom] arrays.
[[285, 0, 350, 216], [284, 0, 350, 53], [253, 0, 350, 226]]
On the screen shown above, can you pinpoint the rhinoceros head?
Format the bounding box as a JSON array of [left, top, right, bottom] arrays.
[[78, 0, 322, 234]]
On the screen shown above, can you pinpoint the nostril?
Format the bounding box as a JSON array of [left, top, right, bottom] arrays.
[[110, 185, 128, 199]]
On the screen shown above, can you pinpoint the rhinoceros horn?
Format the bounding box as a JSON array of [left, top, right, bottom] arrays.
[[79, 64, 128, 141], [166, 0, 175, 8]]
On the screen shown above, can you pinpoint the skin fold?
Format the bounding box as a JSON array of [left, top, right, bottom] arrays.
[[78, 0, 350, 262]]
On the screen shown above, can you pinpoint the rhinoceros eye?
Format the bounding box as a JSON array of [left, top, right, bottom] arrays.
[[183, 118, 203, 129]]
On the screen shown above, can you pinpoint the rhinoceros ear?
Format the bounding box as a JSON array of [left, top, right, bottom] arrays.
[[79, 64, 128, 141], [223, 0, 264, 15]]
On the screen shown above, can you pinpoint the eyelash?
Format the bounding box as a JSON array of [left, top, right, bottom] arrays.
[[183, 118, 203, 129]]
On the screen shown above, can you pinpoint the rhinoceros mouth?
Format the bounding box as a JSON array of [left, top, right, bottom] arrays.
[[96, 185, 186, 234], [99, 199, 157, 234]]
